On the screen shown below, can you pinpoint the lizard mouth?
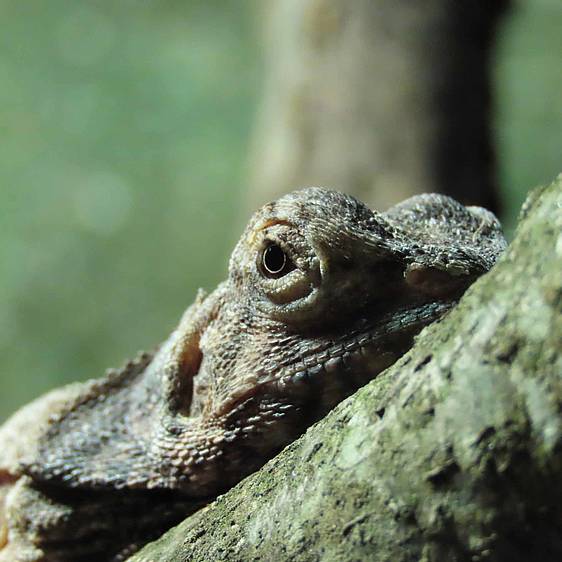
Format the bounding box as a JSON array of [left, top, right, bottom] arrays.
[[215, 300, 453, 419]]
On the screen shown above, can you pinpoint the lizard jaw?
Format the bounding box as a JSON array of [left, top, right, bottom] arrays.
[[273, 300, 452, 404], [215, 300, 453, 419], [281, 301, 451, 378]]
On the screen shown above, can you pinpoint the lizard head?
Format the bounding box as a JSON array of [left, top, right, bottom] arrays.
[[180, 188, 506, 488], [228, 187, 504, 329], [23, 188, 505, 499]]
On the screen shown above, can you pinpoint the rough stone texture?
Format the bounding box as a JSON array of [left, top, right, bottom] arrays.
[[131, 174, 562, 562]]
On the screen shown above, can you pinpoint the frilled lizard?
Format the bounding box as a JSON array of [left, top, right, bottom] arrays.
[[0, 188, 506, 561]]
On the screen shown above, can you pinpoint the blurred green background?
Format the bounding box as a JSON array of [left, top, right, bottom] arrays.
[[1, 0, 561, 421]]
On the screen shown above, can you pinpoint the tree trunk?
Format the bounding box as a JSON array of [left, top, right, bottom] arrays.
[[248, 0, 509, 212], [131, 174, 562, 561]]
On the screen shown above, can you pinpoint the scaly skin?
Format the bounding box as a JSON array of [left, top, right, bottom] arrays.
[[0, 188, 506, 561]]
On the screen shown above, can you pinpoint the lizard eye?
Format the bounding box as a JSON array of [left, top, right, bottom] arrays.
[[260, 243, 295, 278]]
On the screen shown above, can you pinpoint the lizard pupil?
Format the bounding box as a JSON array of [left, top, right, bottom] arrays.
[[262, 244, 292, 277]]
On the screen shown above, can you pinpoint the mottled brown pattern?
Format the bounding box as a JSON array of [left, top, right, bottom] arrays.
[[0, 188, 505, 561]]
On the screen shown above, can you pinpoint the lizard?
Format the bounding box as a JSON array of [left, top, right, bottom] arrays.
[[0, 187, 506, 561]]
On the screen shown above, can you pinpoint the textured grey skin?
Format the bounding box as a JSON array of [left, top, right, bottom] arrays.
[[0, 188, 505, 561]]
